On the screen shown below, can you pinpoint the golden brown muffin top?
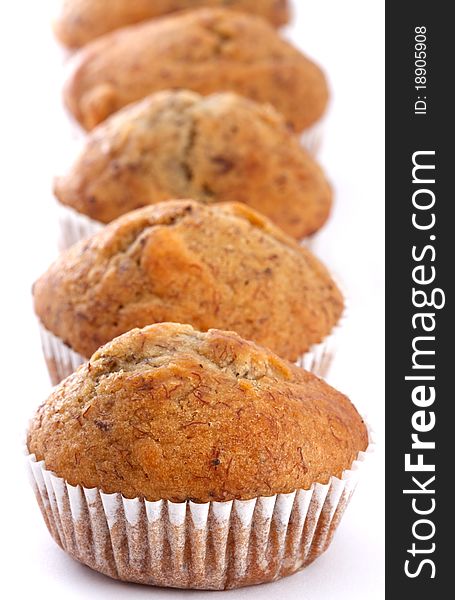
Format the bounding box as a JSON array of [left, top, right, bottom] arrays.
[[55, 91, 332, 239], [54, 0, 290, 48], [27, 323, 368, 502], [34, 201, 343, 363], [64, 8, 328, 131]]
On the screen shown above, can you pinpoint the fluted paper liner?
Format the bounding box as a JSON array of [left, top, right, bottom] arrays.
[[57, 204, 103, 250], [300, 117, 325, 156], [27, 430, 372, 590], [39, 300, 347, 386]]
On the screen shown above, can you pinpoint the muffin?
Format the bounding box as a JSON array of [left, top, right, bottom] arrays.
[[27, 323, 370, 589], [63, 8, 329, 133], [54, 0, 291, 48], [34, 200, 344, 384], [55, 90, 332, 246]]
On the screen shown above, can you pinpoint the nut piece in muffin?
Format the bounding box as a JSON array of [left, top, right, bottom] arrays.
[[55, 91, 332, 239], [34, 201, 343, 370], [64, 8, 328, 132], [54, 0, 291, 48], [28, 323, 368, 503]]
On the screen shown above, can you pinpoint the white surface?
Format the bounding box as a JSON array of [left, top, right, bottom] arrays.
[[0, 1, 384, 598]]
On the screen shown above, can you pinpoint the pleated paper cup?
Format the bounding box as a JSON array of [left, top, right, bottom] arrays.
[[300, 117, 325, 156], [39, 325, 84, 386], [295, 300, 347, 379], [39, 301, 347, 386], [57, 204, 103, 251], [27, 428, 373, 590], [301, 234, 316, 251]]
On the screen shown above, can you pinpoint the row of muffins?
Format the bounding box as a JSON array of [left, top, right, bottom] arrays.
[[27, 1, 370, 591], [55, 5, 332, 246]]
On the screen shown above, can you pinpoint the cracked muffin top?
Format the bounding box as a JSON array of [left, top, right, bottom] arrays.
[[27, 323, 368, 502], [54, 0, 290, 48], [64, 8, 328, 131], [33, 200, 343, 364], [55, 91, 332, 239]]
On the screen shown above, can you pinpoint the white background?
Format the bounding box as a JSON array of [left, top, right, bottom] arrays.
[[0, 1, 384, 598]]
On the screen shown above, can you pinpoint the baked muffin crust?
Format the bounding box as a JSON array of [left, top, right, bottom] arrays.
[[54, 0, 290, 48], [27, 323, 368, 502], [33, 200, 344, 362], [55, 91, 332, 239], [64, 8, 328, 131]]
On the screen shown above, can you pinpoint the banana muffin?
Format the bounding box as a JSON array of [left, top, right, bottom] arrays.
[[27, 323, 369, 588], [34, 200, 344, 384], [55, 91, 332, 240], [34, 200, 343, 382], [54, 0, 290, 48], [64, 8, 329, 132]]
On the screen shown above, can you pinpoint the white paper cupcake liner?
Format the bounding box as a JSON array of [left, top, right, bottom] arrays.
[[26, 426, 372, 590], [300, 234, 316, 251], [57, 203, 103, 250], [39, 324, 86, 386], [39, 300, 347, 386], [300, 117, 325, 156], [295, 299, 347, 378]]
